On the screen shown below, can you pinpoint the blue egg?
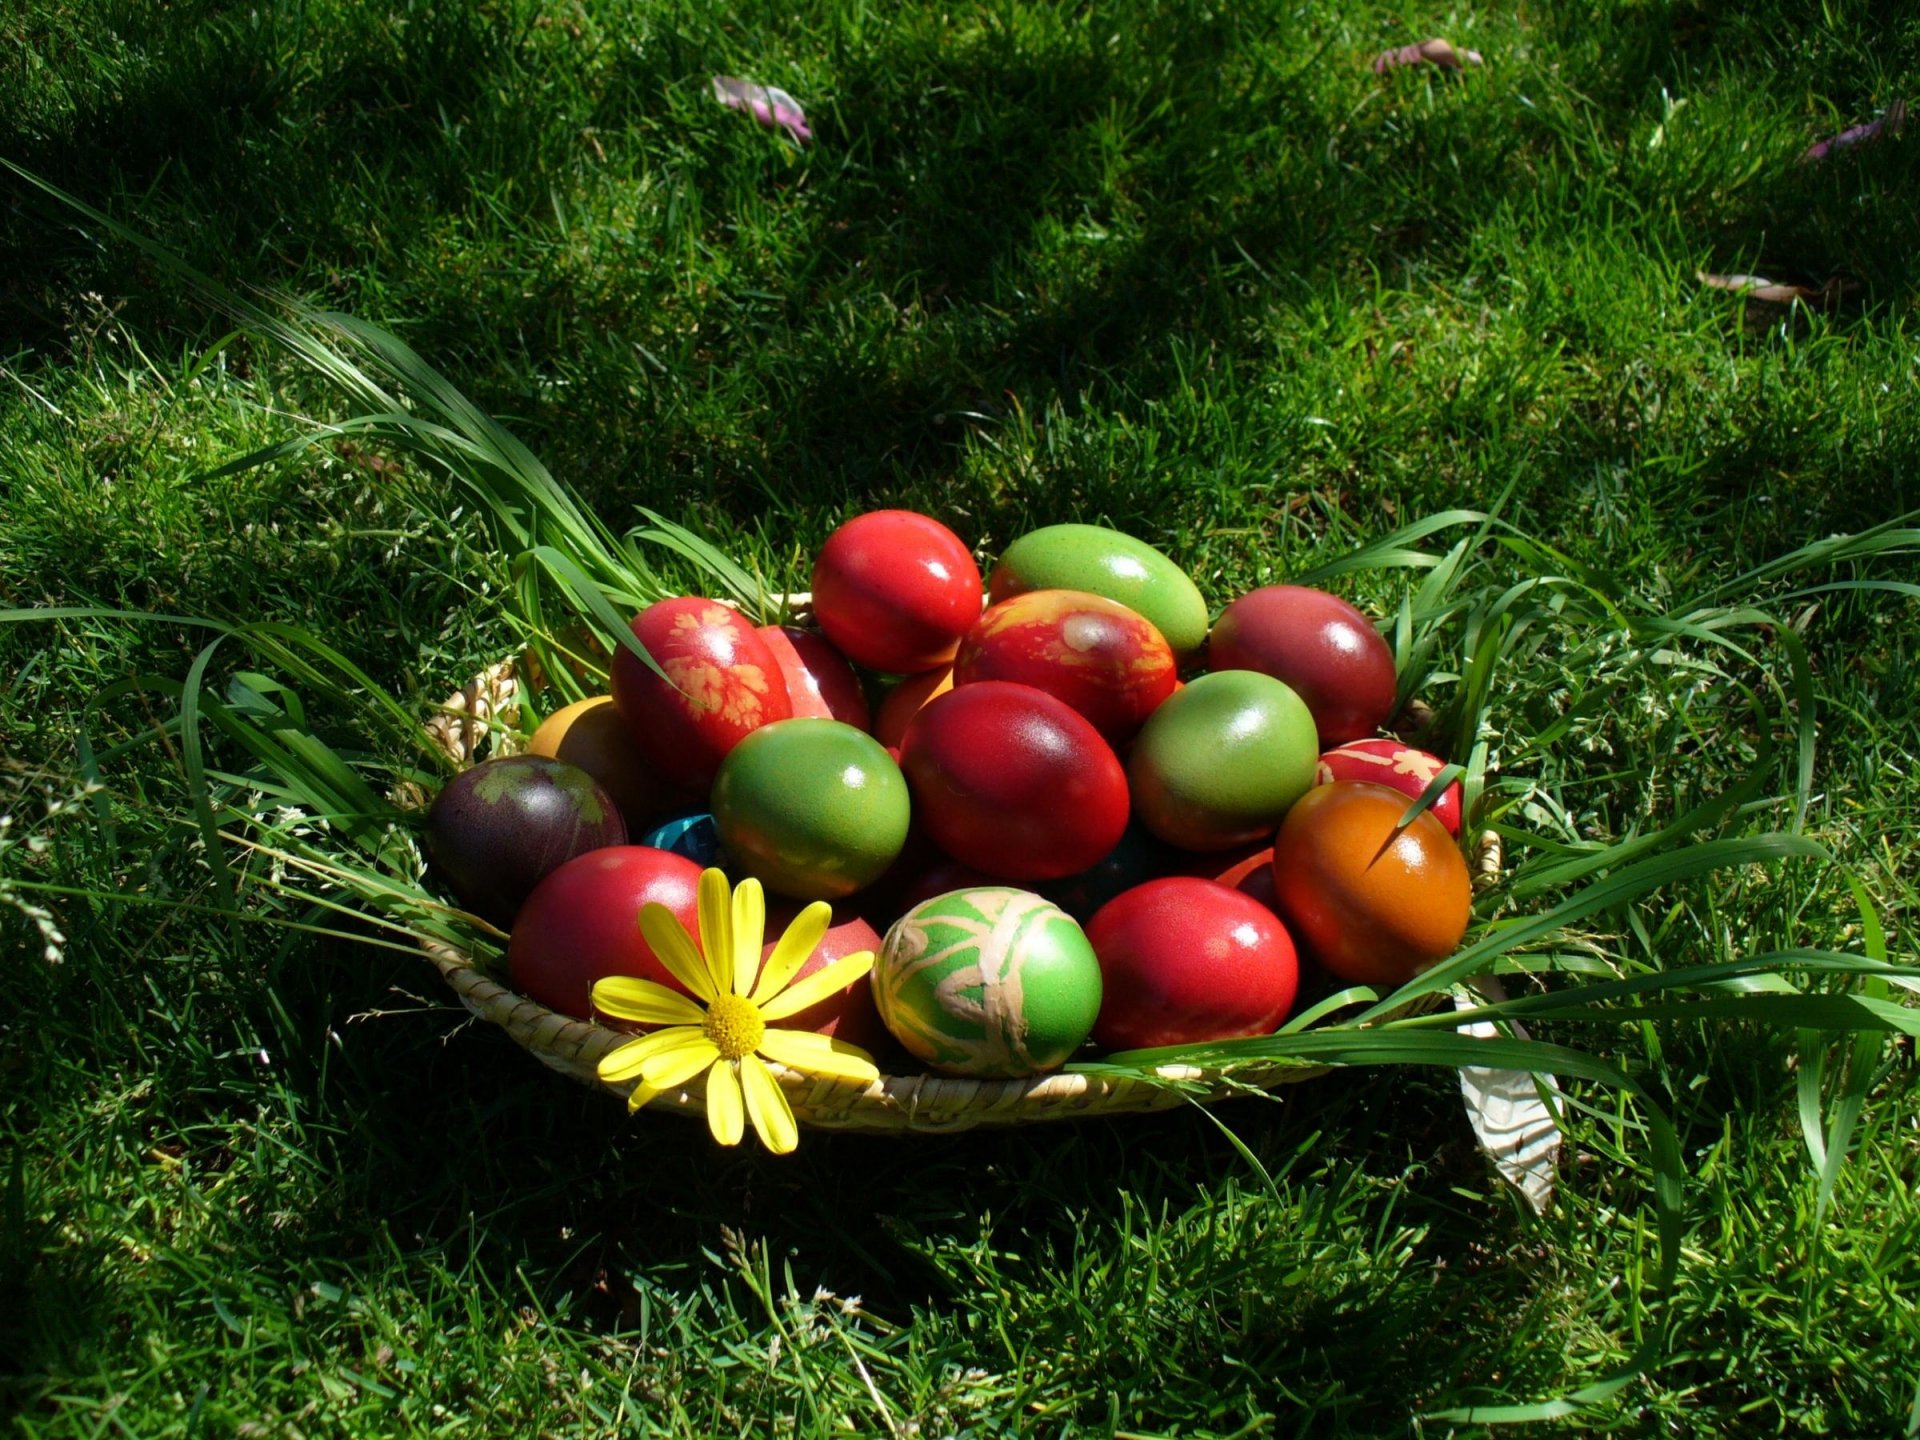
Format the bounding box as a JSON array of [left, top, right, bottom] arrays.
[[638, 810, 728, 869]]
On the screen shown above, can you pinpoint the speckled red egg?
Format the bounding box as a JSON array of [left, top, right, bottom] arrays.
[[611, 597, 792, 794], [899, 681, 1130, 882], [1316, 739, 1462, 835], [953, 589, 1177, 744], [757, 625, 872, 731], [761, 903, 887, 1049], [507, 846, 704, 1018], [1210, 586, 1397, 743], [811, 511, 983, 674], [1087, 878, 1300, 1050]]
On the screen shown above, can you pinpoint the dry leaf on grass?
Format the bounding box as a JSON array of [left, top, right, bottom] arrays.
[[1454, 981, 1563, 1216], [1371, 38, 1484, 74], [712, 76, 812, 145], [1697, 271, 1846, 306], [1801, 99, 1906, 164]]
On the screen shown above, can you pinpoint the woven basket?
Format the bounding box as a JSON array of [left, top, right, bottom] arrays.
[[417, 658, 1499, 1134]]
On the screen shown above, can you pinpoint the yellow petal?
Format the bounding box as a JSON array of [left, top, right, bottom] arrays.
[[625, 1084, 662, 1114], [751, 901, 831, 1005], [706, 1059, 745, 1145], [638, 903, 717, 1003], [756, 950, 877, 1022], [695, 868, 735, 998], [590, 977, 708, 1027], [739, 1054, 799, 1154], [597, 1026, 705, 1083], [731, 876, 767, 997], [637, 1035, 722, 1091], [757, 1026, 881, 1083]]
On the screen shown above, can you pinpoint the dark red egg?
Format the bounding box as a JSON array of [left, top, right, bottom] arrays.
[[611, 597, 792, 793], [1039, 817, 1183, 922], [761, 904, 886, 1049], [507, 846, 704, 1018], [874, 665, 954, 747], [1316, 739, 1462, 834], [953, 589, 1177, 744], [1087, 878, 1300, 1050], [811, 511, 983, 674], [899, 681, 1130, 882], [427, 755, 628, 927], [1180, 842, 1279, 913], [758, 624, 872, 731], [1209, 585, 1397, 743]]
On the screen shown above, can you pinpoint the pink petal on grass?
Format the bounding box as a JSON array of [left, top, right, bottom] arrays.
[[712, 75, 812, 145], [1697, 271, 1832, 306], [1371, 38, 1484, 75], [1800, 99, 1906, 164]]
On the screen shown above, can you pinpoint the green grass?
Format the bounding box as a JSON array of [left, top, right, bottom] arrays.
[[4, 0, 1920, 1434]]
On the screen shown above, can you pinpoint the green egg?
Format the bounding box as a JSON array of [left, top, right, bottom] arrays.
[[987, 524, 1211, 660], [710, 719, 909, 900]]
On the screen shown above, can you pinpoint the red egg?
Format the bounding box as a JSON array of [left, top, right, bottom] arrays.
[[1316, 739, 1462, 835], [811, 511, 983, 674], [761, 904, 887, 1048], [507, 846, 704, 1019], [1210, 586, 1397, 743], [611, 598, 792, 794], [757, 625, 872, 731], [953, 589, 1177, 744], [1087, 878, 1300, 1050], [899, 681, 1130, 882]]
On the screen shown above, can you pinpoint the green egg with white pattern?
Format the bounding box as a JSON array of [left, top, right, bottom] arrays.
[[873, 888, 1103, 1078]]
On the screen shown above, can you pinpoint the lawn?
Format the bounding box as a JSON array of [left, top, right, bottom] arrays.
[[3, 1, 1919, 1435]]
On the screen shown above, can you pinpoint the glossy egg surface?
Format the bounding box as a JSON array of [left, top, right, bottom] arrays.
[[1129, 670, 1319, 851], [1210, 585, 1396, 743], [873, 887, 1102, 1077], [527, 695, 673, 831], [953, 589, 1176, 744], [988, 524, 1210, 659], [811, 510, 982, 674], [507, 846, 703, 1017], [900, 681, 1129, 881], [761, 904, 887, 1049], [1087, 877, 1299, 1050], [757, 625, 872, 731], [1316, 739, 1462, 835], [1270, 781, 1471, 988]]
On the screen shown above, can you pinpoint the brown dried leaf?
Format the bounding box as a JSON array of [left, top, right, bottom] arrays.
[[1371, 38, 1484, 75]]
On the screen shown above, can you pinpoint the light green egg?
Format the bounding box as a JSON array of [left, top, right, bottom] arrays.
[[987, 524, 1210, 659]]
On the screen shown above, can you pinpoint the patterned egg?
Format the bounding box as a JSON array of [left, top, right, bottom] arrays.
[[757, 624, 872, 731], [611, 598, 791, 793], [873, 887, 1103, 1077], [1087, 878, 1300, 1050], [953, 589, 1177, 744], [988, 524, 1211, 660], [1210, 586, 1397, 744], [710, 718, 910, 900], [527, 696, 675, 831], [507, 846, 703, 1017], [811, 510, 983, 674], [1271, 781, 1471, 988], [899, 681, 1130, 881], [874, 665, 954, 747], [1316, 739, 1462, 835], [1129, 671, 1320, 851]]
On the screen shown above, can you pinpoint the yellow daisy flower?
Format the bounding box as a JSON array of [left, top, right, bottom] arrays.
[[590, 868, 881, 1154]]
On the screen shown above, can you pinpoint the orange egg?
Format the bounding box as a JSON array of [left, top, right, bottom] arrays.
[[1270, 781, 1470, 988], [874, 665, 954, 748], [527, 696, 673, 830]]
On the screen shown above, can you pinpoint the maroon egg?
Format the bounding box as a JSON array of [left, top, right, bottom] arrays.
[[1209, 586, 1397, 743], [758, 624, 872, 731], [953, 589, 1177, 744], [427, 755, 628, 927], [1087, 877, 1300, 1051], [1179, 842, 1279, 913], [761, 904, 886, 1048], [507, 846, 704, 1018], [1316, 739, 1462, 835], [611, 597, 792, 794], [811, 511, 983, 674], [899, 681, 1130, 882]]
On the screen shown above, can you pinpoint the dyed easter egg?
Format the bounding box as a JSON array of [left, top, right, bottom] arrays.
[[1039, 816, 1183, 922], [1316, 739, 1462, 835], [900, 682, 1130, 882], [1210, 586, 1396, 743], [636, 810, 728, 869], [988, 525, 1210, 660], [811, 511, 983, 674], [874, 665, 954, 747], [427, 755, 628, 926], [761, 904, 887, 1048], [611, 598, 791, 792], [953, 589, 1177, 744], [1087, 878, 1299, 1050], [1129, 671, 1319, 851], [873, 888, 1103, 1076], [757, 624, 872, 731], [527, 696, 673, 830], [1180, 842, 1279, 912], [507, 846, 703, 1017], [1270, 781, 1471, 988], [711, 719, 911, 899]]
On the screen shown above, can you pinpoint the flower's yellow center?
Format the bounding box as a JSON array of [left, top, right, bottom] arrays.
[[702, 993, 765, 1060]]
